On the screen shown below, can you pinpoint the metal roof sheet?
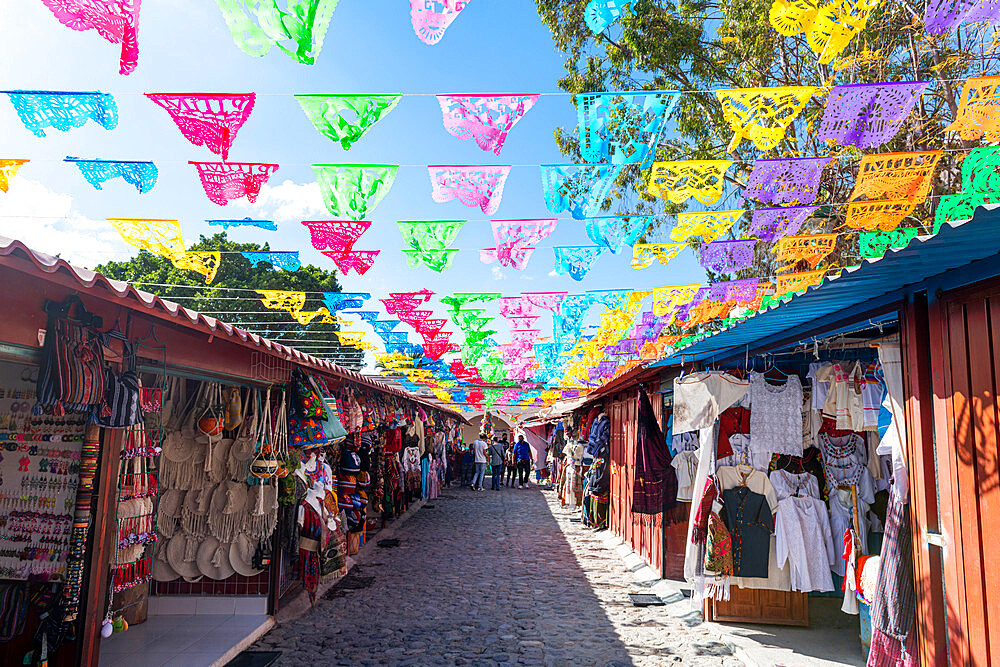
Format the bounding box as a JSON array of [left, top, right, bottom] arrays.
[[655, 210, 1000, 365], [0, 236, 466, 421]]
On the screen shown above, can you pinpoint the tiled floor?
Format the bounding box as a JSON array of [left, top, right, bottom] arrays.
[[98, 614, 272, 667]]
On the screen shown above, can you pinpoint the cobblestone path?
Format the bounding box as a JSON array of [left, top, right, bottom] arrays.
[[255, 481, 741, 666]]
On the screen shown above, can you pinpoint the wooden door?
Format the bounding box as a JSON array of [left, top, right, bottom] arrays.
[[708, 588, 809, 627]]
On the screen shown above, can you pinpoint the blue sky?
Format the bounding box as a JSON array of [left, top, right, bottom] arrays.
[[0, 0, 708, 368]]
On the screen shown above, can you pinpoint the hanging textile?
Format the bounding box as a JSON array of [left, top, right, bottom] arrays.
[[436, 94, 538, 155], [215, 0, 338, 64], [0, 159, 27, 193], [748, 205, 820, 242], [816, 82, 929, 149], [428, 165, 511, 215], [716, 87, 817, 152], [402, 249, 459, 273], [577, 91, 680, 168], [850, 151, 942, 203], [585, 215, 651, 253], [846, 200, 916, 232], [146, 93, 255, 161], [744, 157, 830, 206], [648, 161, 732, 205], [322, 292, 370, 311], [935, 146, 1000, 229], [775, 269, 825, 295], [312, 164, 397, 220], [410, 0, 469, 44], [774, 234, 837, 269], [709, 278, 759, 303], [40, 0, 141, 74], [170, 251, 221, 284], [523, 291, 567, 313], [671, 209, 743, 243], [924, 0, 1000, 34], [585, 0, 625, 32], [65, 158, 157, 193], [295, 94, 400, 149], [5, 91, 118, 137], [630, 243, 686, 269], [699, 239, 756, 273], [947, 75, 1000, 140], [208, 218, 276, 231], [541, 163, 624, 219], [301, 220, 371, 251], [190, 161, 278, 205], [858, 228, 919, 259], [321, 250, 379, 275], [241, 251, 302, 271], [768, 0, 882, 63], [107, 217, 185, 257]]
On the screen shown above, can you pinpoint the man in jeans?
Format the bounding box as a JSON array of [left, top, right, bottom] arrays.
[[489, 437, 506, 490], [471, 436, 488, 491], [514, 434, 532, 489]]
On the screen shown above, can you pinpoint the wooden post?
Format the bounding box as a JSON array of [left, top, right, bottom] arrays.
[[77, 426, 124, 667]]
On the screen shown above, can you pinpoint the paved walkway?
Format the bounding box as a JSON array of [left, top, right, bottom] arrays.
[[254, 480, 741, 666]]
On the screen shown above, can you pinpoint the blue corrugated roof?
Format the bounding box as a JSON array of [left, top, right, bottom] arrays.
[[652, 207, 1000, 366]]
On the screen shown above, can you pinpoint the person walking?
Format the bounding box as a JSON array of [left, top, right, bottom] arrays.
[[505, 438, 517, 487], [489, 436, 506, 490], [471, 436, 488, 491], [514, 434, 532, 488], [461, 444, 475, 487]]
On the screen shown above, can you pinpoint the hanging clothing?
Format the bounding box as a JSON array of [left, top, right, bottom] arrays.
[[807, 361, 831, 411], [586, 413, 610, 458], [870, 494, 915, 642], [861, 361, 884, 431], [718, 433, 771, 472], [720, 486, 774, 578], [770, 446, 828, 501], [672, 450, 699, 502], [633, 389, 677, 514], [770, 470, 836, 593], [717, 405, 750, 459], [748, 372, 804, 457], [877, 344, 909, 503], [673, 372, 749, 434]]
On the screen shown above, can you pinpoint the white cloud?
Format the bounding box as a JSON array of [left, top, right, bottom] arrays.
[[548, 270, 559, 277], [0, 179, 129, 269], [236, 180, 325, 222], [491, 267, 507, 280]]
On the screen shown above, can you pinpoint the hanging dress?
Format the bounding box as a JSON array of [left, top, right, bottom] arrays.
[[770, 470, 837, 593]]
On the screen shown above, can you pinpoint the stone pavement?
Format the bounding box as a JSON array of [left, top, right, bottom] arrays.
[[253, 479, 741, 666]]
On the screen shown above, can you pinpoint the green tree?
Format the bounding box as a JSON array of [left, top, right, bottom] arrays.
[[95, 232, 364, 368]]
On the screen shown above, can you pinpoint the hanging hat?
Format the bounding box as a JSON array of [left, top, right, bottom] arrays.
[[197, 536, 235, 580], [162, 430, 196, 463], [152, 542, 180, 582], [166, 533, 201, 579], [229, 534, 264, 577]]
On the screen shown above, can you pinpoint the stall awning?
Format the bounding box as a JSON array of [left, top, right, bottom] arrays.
[[655, 210, 1000, 366]]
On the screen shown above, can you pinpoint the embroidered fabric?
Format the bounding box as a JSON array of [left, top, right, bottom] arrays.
[[0, 159, 27, 195], [146, 93, 254, 161], [577, 91, 680, 168], [770, 470, 837, 593], [553, 246, 604, 281], [648, 161, 732, 206], [745, 157, 830, 205], [215, 0, 338, 64], [859, 228, 920, 259], [541, 163, 623, 219], [295, 94, 400, 150], [631, 243, 686, 269], [410, 0, 469, 44], [428, 165, 510, 215], [40, 0, 141, 74], [312, 164, 397, 220], [436, 95, 538, 155], [774, 234, 838, 270], [190, 161, 278, 205], [947, 76, 1000, 140], [241, 251, 301, 271], [65, 158, 157, 193], [850, 151, 942, 203], [748, 205, 819, 242], [716, 87, 817, 152], [671, 209, 743, 243], [748, 371, 804, 456], [6, 91, 118, 137], [585, 215, 652, 253], [816, 82, 929, 149], [700, 239, 756, 273]]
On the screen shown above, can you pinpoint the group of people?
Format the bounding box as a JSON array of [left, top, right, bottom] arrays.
[[459, 431, 533, 491]]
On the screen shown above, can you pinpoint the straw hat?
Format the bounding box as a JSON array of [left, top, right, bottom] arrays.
[[166, 533, 201, 579], [152, 542, 179, 582], [197, 536, 235, 580], [229, 534, 263, 577]]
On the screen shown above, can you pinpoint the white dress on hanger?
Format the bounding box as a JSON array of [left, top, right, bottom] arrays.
[[748, 372, 804, 457], [770, 470, 837, 593]]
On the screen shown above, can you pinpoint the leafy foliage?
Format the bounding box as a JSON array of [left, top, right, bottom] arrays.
[[95, 232, 364, 368]]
